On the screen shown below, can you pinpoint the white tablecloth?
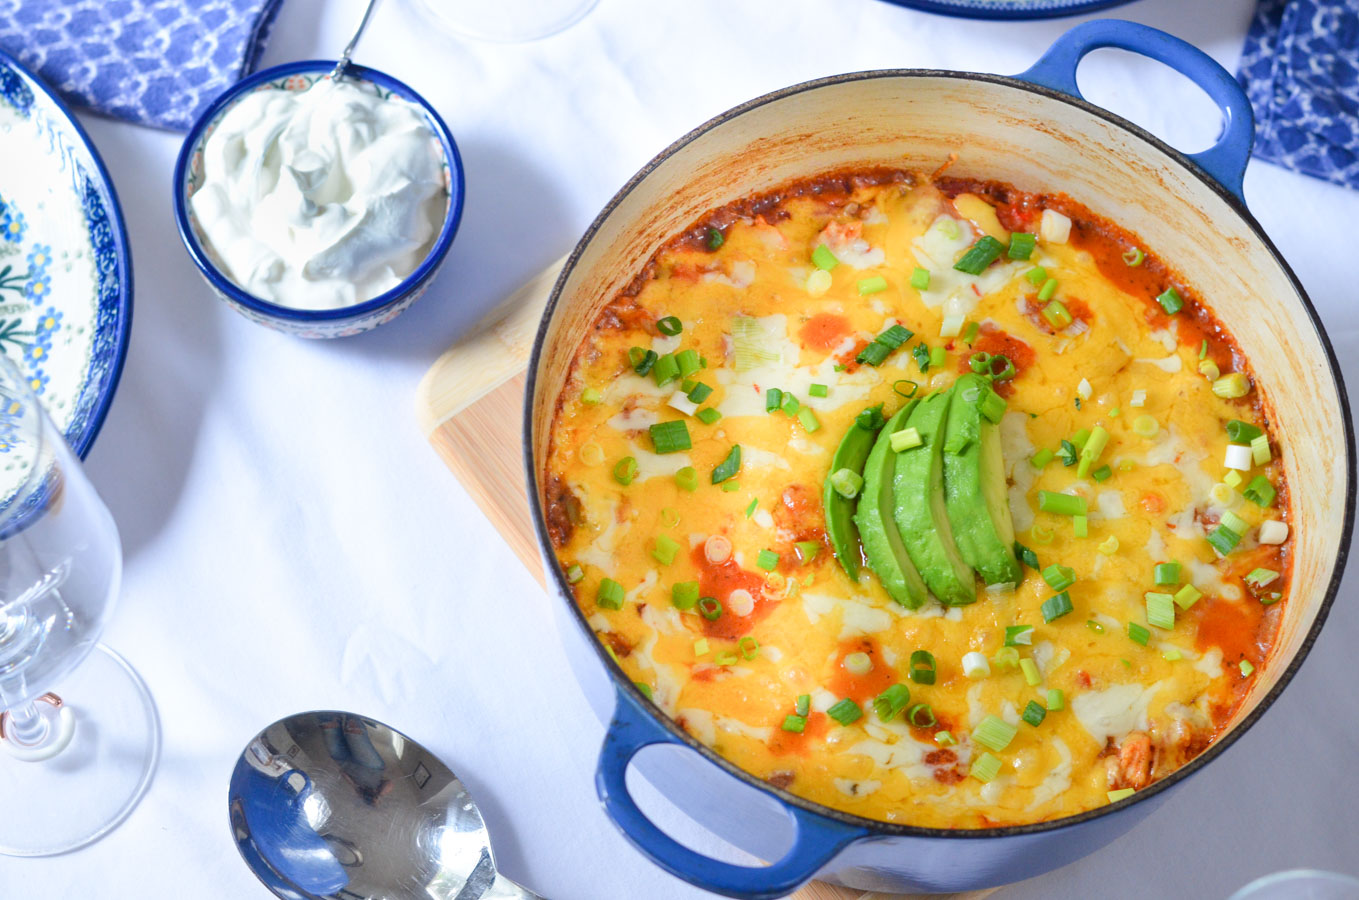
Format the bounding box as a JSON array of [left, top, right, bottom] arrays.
[[10, 0, 1359, 897]]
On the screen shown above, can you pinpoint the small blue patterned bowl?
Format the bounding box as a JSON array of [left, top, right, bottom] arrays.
[[172, 60, 465, 339]]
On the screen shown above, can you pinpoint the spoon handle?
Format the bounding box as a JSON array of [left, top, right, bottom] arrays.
[[329, 0, 382, 82], [490, 872, 546, 900]]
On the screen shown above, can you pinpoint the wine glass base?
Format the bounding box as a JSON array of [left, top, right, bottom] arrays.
[[0, 644, 159, 856], [406, 0, 600, 42]]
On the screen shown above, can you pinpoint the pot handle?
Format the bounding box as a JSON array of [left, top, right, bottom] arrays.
[[595, 686, 868, 900], [1015, 19, 1254, 204]]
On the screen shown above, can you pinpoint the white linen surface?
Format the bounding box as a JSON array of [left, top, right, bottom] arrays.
[[9, 0, 1359, 897]]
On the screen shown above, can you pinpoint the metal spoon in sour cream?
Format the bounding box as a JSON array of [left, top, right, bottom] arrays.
[[190, 78, 447, 312]]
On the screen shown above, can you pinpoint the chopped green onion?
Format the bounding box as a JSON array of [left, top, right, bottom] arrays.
[[707, 227, 724, 250], [812, 243, 839, 271], [1021, 699, 1047, 726], [635, 682, 653, 700], [739, 636, 760, 661], [744, 497, 758, 518], [827, 698, 863, 726], [1199, 359, 1221, 380], [1174, 583, 1202, 610], [912, 343, 932, 373], [1015, 541, 1040, 570], [795, 541, 820, 564], [675, 349, 701, 378], [675, 467, 698, 492], [1008, 232, 1037, 260], [721, 481, 740, 493], [1226, 419, 1263, 444], [930, 346, 946, 369], [1020, 658, 1041, 686], [1042, 591, 1074, 623], [1071, 429, 1091, 452], [1056, 440, 1078, 467], [696, 408, 721, 425], [1251, 434, 1272, 465], [1245, 568, 1280, 588], [893, 380, 920, 400], [781, 714, 806, 733], [651, 353, 680, 386], [781, 393, 801, 415], [1224, 470, 1243, 488], [1127, 622, 1151, 646], [1073, 515, 1088, 538], [651, 535, 681, 566], [581, 387, 602, 405], [1087, 619, 1105, 634], [711, 445, 741, 483], [830, 468, 864, 499], [797, 407, 821, 433], [1207, 524, 1242, 555], [1132, 414, 1160, 438], [1038, 279, 1060, 304], [630, 347, 658, 375], [1005, 624, 1035, 646], [1262, 591, 1283, 606], [650, 420, 692, 455], [672, 582, 699, 610], [979, 390, 1007, 424], [1092, 465, 1113, 482], [1122, 247, 1144, 267], [714, 651, 738, 666], [756, 549, 780, 571], [873, 684, 912, 722], [858, 275, 889, 295], [597, 578, 625, 610], [1042, 564, 1076, 591], [1200, 340, 1209, 360], [856, 403, 886, 431], [1076, 425, 1110, 478], [935, 730, 956, 746], [1240, 659, 1256, 677], [910, 267, 931, 290], [954, 235, 1005, 274], [963, 321, 981, 345], [796, 694, 811, 717], [1212, 372, 1251, 399], [566, 563, 585, 584], [1047, 688, 1065, 711], [1031, 448, 1055, 468], [876, 324, 913, 350], [1038, 491, 1087, 516], [693, 638, 709, 656], [1145, 592, 1176, 630], [970, 752, 1002, 783], [1163, 647, 1183, 661], [972, 715, 1018, 752], [656, 316, 683, 336], [991, 646, 1020, 670], [660, 507, 680, 527], [765, 388, 783, 412], [1025, 266, 1048, 286], [907, 703, 937, 728], [1156, 287, 1184, 315], [698, 596, 722, 620], [909, 650, 937, 685], [856, 341, 891, 366], [891, 427, 923, 452], [613, 456, 639, 486], [808, 383, 828, 398], [1154, 562, 1181, 586], [686, 382, 713, 403], [1107, 788, 1136, 803], [1098, 535, 1120, 555]]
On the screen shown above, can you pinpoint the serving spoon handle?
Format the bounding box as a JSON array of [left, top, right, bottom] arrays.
[[329, 0, 382, 83]]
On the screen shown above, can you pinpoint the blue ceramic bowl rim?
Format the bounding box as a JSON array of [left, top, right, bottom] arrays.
[[881, 0, 1136, 19], [0, 46, 134, 461], [171, 59, 466, 324]]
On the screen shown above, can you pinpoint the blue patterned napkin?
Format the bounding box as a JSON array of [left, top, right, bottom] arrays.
[[1238, 0, 1359, 189], [0, 0, 283, 131]]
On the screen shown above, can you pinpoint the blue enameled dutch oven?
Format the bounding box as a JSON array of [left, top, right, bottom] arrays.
[[524, 21, 1353, 898]]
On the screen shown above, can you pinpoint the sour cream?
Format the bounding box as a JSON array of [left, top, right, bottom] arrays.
[[190, 79, 447, 310]]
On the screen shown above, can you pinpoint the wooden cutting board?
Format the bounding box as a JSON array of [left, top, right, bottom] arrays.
[[415, 259, 999, 900]]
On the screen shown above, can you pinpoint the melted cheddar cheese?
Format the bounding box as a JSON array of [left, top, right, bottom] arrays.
[[544, 172, 1290, 828]]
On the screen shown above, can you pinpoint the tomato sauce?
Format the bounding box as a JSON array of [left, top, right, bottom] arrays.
[[959, 324, 1034, 397], [799, 313, 853, 353], [769, 712, 829, 756], [827, 637, 898, 703], [691, 545, 774, 640]]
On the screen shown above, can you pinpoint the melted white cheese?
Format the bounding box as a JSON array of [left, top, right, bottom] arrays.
[[1071, 683, 1159, 745]]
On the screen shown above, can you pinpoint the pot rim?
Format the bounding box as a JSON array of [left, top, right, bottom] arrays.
[[523, 66, 1355, 840]]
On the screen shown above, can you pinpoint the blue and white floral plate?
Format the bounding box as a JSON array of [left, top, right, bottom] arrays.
[[0, 49, 132, 477], [879, 0, 1136, 19]]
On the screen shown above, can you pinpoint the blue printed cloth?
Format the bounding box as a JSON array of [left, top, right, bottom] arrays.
[[0, 0, 283, 131], [1238, 0, 1359, 189]]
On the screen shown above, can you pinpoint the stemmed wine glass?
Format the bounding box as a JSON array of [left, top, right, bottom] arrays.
[[0, 354, 158, 856]]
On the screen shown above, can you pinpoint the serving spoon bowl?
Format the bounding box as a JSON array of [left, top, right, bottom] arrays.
[[229, 711, 539, 900]]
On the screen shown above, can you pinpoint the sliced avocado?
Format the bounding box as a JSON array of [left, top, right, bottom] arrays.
[[853, 402, 930, 608], [893, 390, 978, 606], [822, 404, 884, 579], [943, 375, 1023, 586]]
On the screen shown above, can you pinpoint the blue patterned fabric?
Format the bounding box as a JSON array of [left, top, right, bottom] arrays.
[[0, 0, 283, 131], [1238, 0, 1359, 189]]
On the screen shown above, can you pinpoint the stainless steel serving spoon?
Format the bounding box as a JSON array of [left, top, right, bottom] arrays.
[[229, 711, 540, 900]]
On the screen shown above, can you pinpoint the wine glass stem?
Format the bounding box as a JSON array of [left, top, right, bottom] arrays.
[[5, 700, 48, 746]]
